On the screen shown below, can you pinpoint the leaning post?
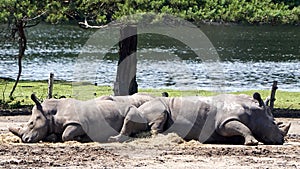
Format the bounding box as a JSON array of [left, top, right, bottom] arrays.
[[113, 25, 138, 96], [47, 73, 54, 99], [270, 81, 278, 113]]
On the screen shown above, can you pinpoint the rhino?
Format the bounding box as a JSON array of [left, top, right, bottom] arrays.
[[9, 94, 147, 143], [97, 93, 156, 108], [109, 93, 290, 145]]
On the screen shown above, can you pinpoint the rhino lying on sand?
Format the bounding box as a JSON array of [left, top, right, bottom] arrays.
[[109, 93, 290, 145], [9, 94, 147, 143], [97, 93, 156, 108]]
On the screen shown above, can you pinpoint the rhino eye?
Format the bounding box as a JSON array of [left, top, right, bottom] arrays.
[[28, 121, 34, 129]]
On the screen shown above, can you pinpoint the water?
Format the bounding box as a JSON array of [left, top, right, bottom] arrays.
[[0, 24, 299, 92]]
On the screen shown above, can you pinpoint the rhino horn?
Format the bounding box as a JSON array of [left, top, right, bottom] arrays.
[[8, 126, 23, 138], [280, 123, 291, 136]]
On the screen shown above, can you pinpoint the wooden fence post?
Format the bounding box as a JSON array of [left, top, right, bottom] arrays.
[[47, 73, 54, 99], [270, 81, 278, 112], [113, 25, 138, 96]]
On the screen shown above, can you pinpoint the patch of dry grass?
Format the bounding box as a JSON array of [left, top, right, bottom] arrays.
[[0, 133, 21, 144]]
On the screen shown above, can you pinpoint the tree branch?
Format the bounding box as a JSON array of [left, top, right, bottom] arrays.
[[9, 20, 27, 97], [23, 11, 47, 22], [24, 21, 41, 28], [78, 18, 108, 29]]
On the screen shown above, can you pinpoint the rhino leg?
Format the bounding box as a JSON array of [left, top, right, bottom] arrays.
[[218, 120, 259, 146], [108, 109, 148, 142], [43, 134, 60, 142], [62, 124, 91, 142], [149, 112, 168, 136], [108, 133, 130, 142]]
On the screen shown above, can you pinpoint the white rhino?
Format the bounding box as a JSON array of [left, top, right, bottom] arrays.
[[97, 93, 156, 108], [109, 93, 290, 145], [9, 94, 147, 143]]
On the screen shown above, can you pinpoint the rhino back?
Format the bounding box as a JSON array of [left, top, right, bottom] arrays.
[[112, 95, 154, 107], [211, 94, 261, 124], [138, 97, 216, 141], [54, 99, 132, 142], [166, 97, 218, 140]]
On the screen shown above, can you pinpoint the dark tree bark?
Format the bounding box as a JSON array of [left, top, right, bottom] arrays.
[[9, 20, 27, 98], [114, 25, 138, 96], [270, 81, 278, 113], [47, 73, 54, 99]]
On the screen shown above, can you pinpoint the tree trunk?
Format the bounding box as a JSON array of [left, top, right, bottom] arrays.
[[269, 81, 278, 113], [47, 73, 54, 99], [113, 25, 138, 96], [9, 21, 26, 98]]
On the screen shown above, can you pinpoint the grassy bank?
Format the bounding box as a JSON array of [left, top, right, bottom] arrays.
[[0, 80, 299, 110]]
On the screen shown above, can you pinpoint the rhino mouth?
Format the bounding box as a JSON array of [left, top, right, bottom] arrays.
[[258, 123, 290, 145], [22, 133, 39, 143]]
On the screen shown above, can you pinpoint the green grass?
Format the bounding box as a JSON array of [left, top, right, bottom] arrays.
[[0, 80, 299, 109], [139, 88, 217, 97], [0, 80, 113, 108], [231, 90, 300, 110]]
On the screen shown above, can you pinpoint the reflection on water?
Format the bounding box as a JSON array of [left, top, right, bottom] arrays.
[[200, 25, 300, 62], [1, 57, 299, 92], [0, 24, 299, 92]]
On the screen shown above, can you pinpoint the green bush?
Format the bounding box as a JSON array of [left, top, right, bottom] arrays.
[[1, 0, 299, 26], [112, 0, 300, 24]]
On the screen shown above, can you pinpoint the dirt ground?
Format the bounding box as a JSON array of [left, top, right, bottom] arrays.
[[0, 115, 299, 169]]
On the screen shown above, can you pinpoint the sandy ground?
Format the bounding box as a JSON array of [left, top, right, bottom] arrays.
[[0, 115, 299, 169]]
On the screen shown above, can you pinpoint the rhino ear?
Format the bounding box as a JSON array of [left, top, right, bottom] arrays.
[[161, 92, 169, 97], [264, 97, 270, 106], [31, 93, 44, 115], [31, 93, 41, 106], [253, 92, 265, 107]]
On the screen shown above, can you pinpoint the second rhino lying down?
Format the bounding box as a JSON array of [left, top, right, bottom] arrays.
[[109, 93, 290, 145]]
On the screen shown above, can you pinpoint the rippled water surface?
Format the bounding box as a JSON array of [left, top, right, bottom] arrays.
[[0, 24, 299, 92]]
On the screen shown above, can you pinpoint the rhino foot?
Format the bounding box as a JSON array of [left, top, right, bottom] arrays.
[[151, 130, 158, 136], [244, 136, 259, 146], [108, 134, 130, 143]]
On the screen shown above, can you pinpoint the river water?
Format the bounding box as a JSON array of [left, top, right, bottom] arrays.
[[0, 24, 299, 92]]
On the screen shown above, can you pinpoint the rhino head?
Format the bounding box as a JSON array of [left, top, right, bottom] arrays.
[[249, 104, 290, 145], [9, 94, 50, 143]]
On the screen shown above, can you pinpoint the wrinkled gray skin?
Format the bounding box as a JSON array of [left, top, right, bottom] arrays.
[[97, 93, 156, 108], [109, 94, 290, 145], [9, 94, 147, 143]]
